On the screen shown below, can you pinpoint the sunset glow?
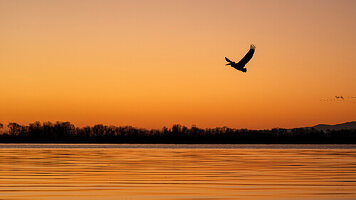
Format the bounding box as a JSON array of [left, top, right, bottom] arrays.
[[1, 0, 355, 129]]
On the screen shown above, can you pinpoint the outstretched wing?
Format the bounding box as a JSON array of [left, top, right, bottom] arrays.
[[237, 45, 255, 66], [225, 57, 233, 63]]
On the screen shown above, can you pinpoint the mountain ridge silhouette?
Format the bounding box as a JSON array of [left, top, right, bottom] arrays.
[[310, 121, 356, 131]]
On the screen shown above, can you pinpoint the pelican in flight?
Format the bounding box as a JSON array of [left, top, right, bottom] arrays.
[[225, 44, 256, 72]]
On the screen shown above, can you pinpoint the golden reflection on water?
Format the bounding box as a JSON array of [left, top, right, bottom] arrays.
[[0, 146, 356, 200]]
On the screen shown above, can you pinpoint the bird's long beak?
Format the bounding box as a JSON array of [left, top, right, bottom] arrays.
[[226, 63, 231, 65]]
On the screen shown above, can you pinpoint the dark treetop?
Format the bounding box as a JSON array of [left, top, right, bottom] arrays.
[[0, 121, 355, 144]]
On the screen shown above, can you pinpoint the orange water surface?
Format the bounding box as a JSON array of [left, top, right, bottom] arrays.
[[0, 144, 355, 200]]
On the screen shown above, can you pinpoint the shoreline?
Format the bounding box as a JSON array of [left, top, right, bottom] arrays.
[[1, 143, 356, 149]]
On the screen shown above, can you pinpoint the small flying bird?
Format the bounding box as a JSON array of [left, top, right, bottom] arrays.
[[335, 96, 344, 100], [225, 44, 256, 72]]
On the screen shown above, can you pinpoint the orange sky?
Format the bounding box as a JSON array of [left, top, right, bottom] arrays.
[[0, 0, 355, 129]]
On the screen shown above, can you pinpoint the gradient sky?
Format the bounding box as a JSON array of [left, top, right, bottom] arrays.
[[0, 0, 355, 129]]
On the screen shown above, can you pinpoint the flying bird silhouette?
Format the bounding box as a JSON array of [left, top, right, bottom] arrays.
[[225, 44, 256, 72]]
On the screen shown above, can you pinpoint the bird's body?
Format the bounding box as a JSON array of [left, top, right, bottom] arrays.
[[225, 44, 256, 72]]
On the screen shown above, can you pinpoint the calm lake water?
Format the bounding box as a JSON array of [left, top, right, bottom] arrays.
[[0, 144, 356, 200]]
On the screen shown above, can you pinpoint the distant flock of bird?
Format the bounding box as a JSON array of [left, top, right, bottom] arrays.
[[320, 96, 356, 102]]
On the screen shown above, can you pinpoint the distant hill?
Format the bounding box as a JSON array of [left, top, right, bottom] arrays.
[[312, 121, 356, 131]]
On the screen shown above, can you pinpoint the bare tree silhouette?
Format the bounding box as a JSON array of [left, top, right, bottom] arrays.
[[0, 121, 355, 144]]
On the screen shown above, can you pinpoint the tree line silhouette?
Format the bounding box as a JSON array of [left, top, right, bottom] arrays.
[[0, 121, 355, 143]]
